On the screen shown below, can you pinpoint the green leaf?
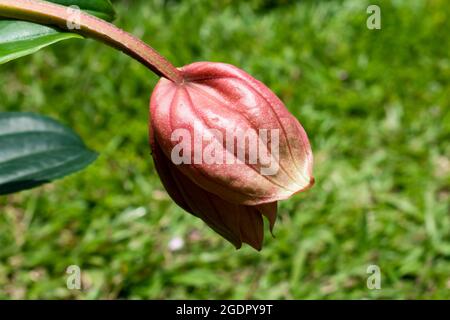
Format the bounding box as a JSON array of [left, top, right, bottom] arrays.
[[48, 0, 115, 22], [0, 21, 82, 64], [0, 0, 115, 64], [0, 112, 98, 195]]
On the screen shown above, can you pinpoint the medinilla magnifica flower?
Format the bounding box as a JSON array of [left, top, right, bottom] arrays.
[[149, 62, 314, 250], [0, 0, 314, 250]]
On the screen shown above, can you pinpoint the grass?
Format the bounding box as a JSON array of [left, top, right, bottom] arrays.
[[0, 0, 449, 299]]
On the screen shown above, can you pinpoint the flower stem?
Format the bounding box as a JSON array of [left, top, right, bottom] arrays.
[[0, 0, 183, 83]]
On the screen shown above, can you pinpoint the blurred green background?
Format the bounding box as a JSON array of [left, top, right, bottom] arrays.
[[0, 0, 449, 299]]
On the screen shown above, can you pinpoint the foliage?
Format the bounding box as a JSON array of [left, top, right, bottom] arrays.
[[0, 0, 114, 64], [0, 112, 97, 195]]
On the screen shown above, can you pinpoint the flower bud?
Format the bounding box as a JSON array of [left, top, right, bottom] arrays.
[[149, 62, 314, 249]]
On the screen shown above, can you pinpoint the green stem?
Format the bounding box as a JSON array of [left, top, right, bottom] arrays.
[[0, 0, 183, 83]]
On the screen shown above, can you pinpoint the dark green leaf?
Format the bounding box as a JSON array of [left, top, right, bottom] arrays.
[[0, 0, 115, 64], [0, 112, 97, 195]]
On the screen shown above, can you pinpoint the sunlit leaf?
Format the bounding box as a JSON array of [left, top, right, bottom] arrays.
[[0, 0, 115, 64]]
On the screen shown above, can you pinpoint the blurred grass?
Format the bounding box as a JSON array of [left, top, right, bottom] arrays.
[[0, 0, 449, 299]]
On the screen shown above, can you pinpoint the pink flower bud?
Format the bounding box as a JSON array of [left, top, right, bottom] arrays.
[[149, 62, 314, 250]]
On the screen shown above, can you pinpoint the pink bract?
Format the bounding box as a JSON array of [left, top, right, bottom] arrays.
[[149, 62, 314, 250]]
